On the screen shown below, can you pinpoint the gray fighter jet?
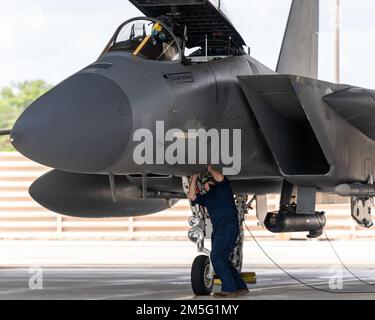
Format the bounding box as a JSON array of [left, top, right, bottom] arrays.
[[2, 0, 375, 295]]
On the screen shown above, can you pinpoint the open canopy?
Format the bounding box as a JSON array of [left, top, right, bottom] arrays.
[[129, 0, 246, 53]]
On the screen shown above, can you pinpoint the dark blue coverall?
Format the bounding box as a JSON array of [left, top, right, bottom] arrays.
[[193, 177, 248, 293]]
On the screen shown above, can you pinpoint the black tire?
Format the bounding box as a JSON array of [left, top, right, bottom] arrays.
[[191, 255, 213, 296]]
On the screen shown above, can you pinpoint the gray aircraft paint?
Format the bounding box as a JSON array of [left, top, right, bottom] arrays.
[[277, 0, 319, 78], [6, 0, 375, 217]]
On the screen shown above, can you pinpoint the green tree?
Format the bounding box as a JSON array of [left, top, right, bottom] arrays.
[[0, 80, 52, 151]]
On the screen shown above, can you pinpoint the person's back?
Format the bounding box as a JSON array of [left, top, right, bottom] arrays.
[[195, 177, 238, 228]]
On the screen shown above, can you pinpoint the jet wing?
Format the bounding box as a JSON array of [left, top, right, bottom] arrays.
[[238, 75, 375, 143], [323, 87, 375, 141], [129, 0, 246, 49]]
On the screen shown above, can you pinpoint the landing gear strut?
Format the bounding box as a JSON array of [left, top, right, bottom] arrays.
[[231, 195, 251, 272], [183, 177, 214, 295]]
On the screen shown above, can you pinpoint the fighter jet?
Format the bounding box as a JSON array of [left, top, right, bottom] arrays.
[[2, 0, 375, 295]]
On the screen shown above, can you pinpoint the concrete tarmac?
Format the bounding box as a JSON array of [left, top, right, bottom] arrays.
[[1, 240, 375, 267], [1, 267, 375, 300], [1, 240, 375, 300]]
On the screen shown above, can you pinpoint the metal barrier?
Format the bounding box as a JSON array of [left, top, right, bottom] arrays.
[[0, 152, 372, 240]]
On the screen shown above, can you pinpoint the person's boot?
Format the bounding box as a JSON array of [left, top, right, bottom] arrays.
[[213, 288, 249, 298]]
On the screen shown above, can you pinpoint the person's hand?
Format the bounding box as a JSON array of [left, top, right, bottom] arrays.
[[192, 173, 200, 180], [188, 174, 200, 201]]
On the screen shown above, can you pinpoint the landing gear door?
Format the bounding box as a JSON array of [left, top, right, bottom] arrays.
[[256, 195, 268, 226]]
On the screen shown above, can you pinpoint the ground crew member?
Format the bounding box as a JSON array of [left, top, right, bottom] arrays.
[[188, 165, 249, 298]]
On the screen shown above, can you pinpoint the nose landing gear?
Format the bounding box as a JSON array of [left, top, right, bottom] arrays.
[[183, 177, 214, 295], [183, 177, 256, 296]]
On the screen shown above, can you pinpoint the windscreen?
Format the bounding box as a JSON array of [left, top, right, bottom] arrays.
[[109, 19, 181, 62]]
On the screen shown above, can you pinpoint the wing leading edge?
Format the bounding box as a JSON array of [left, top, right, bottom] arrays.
[[324, 87, 375, 141]]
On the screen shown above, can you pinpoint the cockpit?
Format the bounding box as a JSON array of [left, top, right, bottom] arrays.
[[103, 18, 181, 62], [101, 1, 248, 64]]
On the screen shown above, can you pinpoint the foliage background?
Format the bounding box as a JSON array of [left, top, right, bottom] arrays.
[[0, 80, 51, 151]]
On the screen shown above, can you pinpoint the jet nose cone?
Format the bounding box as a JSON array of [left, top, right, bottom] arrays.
[[11, 73, 132, 172]]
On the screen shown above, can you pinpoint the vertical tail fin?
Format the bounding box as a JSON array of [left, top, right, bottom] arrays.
[[276, 0, 319, 78]]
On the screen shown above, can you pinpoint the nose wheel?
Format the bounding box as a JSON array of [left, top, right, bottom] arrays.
[[191, 255, 214, 296]]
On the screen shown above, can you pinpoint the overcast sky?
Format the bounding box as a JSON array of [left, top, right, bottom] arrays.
[[1, 0, 375, 88]]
